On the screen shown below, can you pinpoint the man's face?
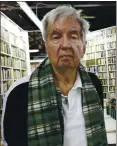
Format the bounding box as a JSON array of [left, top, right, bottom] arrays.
[[45, 16, 86, 71]]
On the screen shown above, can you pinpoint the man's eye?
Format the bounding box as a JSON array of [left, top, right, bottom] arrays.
[[53, 36, 60, 39], [71, 35, 78, 39]]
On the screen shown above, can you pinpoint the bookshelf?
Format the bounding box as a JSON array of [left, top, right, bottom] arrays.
[[85, 26, 116, 99], [0, 12, 31, 134]]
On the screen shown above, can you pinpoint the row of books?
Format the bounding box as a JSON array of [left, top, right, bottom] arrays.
[[12, 47, 26, 60], [87, 66, 96, 73], [87, 27, 116, 39], [1, 41, 26, 61], [12, 58, 21, 68], [107, 42, 116, 49], [108, 49, 116, 57], [97, 66, 107, 72], [103, 93, 108, 99], [1, 56, 27, 69], [87, 42, 116, 53], [109, 79, 116, 85], [10, 33, 26, 50], [98, 73, 107, 79], [106, 34, 116, 42], [86, 46, 95, 53], [12, 46, 20, 58], [1, 27, 9, 42], [95, 44, 105, 51], [13, 70, 21, 79], [1, 68, 12, 80], [1, 28, 26, 50], [108, 64, 116, 71], [86, 53, 95, 60], [87, 42, 116, 54], [87, 37, 105, 47], [22, 71, 27, 77], [87, 50, 115, 59], [20, 50, 26, 60], [109, 72, 116, 78], [108, 57, 116, 64], [1, 70, 27, 83], [87, 34, 116, 47], [103, 87, 108, 92], [21, 61, 26, 69], [1, 13, 27, 44], [1, 56, 12, 67], [101, 80, 108, 85], [96, 58, 106, 65], [1, 41, 11, 54], [96, 51, 106, 58], [106, 27, 116, 35], [86, 59, 95, 66], [1, 80, 13, 93], [109, 86, 116, 92]]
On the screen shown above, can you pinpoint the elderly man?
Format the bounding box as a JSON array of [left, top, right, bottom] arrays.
[[2, 5, 107, 146]]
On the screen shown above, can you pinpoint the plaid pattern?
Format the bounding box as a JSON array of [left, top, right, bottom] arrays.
[[28, 57, 107, 146]]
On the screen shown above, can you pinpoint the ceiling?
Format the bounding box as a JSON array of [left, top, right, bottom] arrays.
[[0, 1, 116, 60]]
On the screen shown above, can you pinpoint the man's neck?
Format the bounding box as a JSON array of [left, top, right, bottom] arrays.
[[52, 66, 78, 95]]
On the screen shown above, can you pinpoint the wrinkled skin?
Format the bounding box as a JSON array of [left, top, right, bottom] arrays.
[[45, 16, 87, 72]]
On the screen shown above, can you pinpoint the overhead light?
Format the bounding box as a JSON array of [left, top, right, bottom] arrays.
[[83, 16, 96, 19], [74, 4, 102, 7], [29, 49, 39, 53], [17, 2, 42, 31]]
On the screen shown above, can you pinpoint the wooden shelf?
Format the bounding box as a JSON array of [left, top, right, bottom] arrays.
[[109, 70, 116, 72], [99, 78, 107, 80], [20, 58, 26, 61], [0, 37, 10, 44], [96, 57, 106, 59], [107, 48, 116, 50], [108, 56, 116, 58], [108, 63, 116, 65], [12, 56, 20, 59], [97, 64, 106, 66], [21, 69, 27, 71], [97, 71, 107, 73], [1, 66, 12, 69], [96, 50, 105, 53], [13, 68, 21, 70], [0, 52, 11, 57], [2, 79, 13, 81]]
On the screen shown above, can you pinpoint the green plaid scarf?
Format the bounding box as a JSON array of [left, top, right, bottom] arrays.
[[28, 57, 107, 146]]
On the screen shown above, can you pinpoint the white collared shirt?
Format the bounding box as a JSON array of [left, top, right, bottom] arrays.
[[61, 72, 87, 146]]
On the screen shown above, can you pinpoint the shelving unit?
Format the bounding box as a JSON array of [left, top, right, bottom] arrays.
[[85, 26, 116, 99], [0, 12, 31, 121]]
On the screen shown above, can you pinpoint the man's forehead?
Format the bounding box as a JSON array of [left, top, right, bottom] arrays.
[[47, 17, 81, 33], [48, 27, 79, 33], [53, 27, 80, 33]]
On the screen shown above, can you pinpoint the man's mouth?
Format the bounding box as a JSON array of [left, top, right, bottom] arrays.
[[59, 55, 73, 58]]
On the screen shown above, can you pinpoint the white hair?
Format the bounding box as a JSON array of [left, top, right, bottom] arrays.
[[41, 5, 90, 42]]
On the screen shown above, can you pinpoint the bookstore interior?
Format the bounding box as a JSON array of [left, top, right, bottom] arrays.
[[0, 1, 116, 146]]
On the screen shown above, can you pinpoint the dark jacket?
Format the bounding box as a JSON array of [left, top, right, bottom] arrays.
[[2, 72, 104, 146]]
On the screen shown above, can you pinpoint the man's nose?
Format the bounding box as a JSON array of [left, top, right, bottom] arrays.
[[61, 35, 71, 49]]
